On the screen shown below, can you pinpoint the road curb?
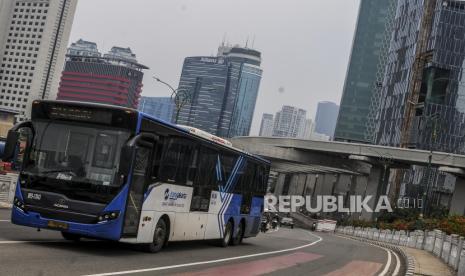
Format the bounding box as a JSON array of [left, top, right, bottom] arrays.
[[336, 234, 413, 276]]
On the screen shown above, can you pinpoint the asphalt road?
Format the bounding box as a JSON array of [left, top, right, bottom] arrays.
[[0, 209, 402, 276]]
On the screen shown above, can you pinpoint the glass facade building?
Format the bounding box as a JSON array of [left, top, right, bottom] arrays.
[[176, 46, 263, 138], [314, 101, 339, 139], [335, 0, 397, 143], [138, 96, 175, 123], [259, 113, 274, 137], [375, 0, 465, 154]]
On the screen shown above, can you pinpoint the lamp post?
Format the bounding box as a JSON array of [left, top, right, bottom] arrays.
[[153, 76, 191, 124], [421, 112, 440, 217]]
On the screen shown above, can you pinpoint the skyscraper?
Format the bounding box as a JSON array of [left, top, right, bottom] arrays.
[[314, 101, 339, 139], [374, 0, 465, 154], [176, 44, 263, 138], [299, 118, 314, 140], [0, 0, 78, 121], [259, 113, 274, 137], [334, 0, 397, 143], [272, 105, 307, 138], [57, 40, 148, 109], [139, 96, 175, 123]]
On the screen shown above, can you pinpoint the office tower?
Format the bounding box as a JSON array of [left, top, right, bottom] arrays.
[[298, 118, 314, 140], [259, 113, 274, 137], [375, 0, 465, 154], [139, 96, 175, 123], [176, 44, 263, 138], [0, 0, 78, 121], [272, 105, 307, 138], [57, 40, 148, 108], [314, 101, 339, 139], [334, 0, 397, 143]]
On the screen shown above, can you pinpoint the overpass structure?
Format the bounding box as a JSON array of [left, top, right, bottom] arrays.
[[231, 137, 465, 219]]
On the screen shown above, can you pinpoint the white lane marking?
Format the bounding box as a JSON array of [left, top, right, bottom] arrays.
[[334, 235, 396, 276], [377, 246, 392, 276], [391, 250, 401, 276], [83, 230, 323, 276], [0, 220, 10, 222]]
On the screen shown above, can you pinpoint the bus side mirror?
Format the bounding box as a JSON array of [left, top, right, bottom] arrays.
[[118, 145, 133, 176], [2, 130, 20, 162]]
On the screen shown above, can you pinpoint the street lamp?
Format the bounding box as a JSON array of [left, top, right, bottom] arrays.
[[421, 112, 440, 217], [153, 76, 191, 124]]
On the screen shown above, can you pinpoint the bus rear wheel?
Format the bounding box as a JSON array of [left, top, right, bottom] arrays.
[[232, 221, 244, 246], [61, 232, 81, 242], [142, 218, 167, 253]]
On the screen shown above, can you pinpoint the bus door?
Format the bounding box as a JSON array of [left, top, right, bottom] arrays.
[[122, 135, 155, 237]]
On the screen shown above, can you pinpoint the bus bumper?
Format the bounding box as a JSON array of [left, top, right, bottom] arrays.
[[11, 206, 123, 241]]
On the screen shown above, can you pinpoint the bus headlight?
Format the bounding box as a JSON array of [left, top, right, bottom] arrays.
[[97, 211, 119, 223], [14, 197, 26, 212]]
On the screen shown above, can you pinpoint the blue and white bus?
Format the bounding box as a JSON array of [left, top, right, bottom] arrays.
[[2, 100, 270, 252]]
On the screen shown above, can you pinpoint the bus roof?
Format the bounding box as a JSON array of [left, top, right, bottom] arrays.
[[33, 100, 270, 164], [139, 111, 270, 164]]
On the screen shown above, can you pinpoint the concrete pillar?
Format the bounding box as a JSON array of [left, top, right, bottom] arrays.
[[303, 174, 317, 196], [360, 165, 389, 221], [321, 174, 337, 196], [274, 173, 286, 196], [450, 176, 465, 215]]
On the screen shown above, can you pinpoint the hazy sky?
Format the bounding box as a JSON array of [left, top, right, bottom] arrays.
[[69, 0, 360, 135]]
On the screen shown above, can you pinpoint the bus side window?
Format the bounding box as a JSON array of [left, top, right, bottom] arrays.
[[159, 136, 197, 185], [190, 146, 216, 212], [150, 137, 164, 182]]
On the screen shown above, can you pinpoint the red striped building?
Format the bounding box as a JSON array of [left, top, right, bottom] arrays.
[[57, 45, 148, 109]]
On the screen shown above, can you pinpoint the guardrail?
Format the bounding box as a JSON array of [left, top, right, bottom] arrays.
[[0, 173, 18, 207], [336, 226, 465, 274]]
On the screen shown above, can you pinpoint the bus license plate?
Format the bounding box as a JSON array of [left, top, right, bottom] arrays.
[[47, 220, 68, 230]]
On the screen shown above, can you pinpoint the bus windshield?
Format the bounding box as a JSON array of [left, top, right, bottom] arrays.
[[22, 120, 131, 203]]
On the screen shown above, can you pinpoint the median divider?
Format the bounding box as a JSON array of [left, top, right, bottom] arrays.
[[336, 226, 463, 275]]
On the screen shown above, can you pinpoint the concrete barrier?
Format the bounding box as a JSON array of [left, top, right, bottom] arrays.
[[408, 232, 417, 248], [459, 243, 465, 275], [415, 230, 425, 250], [336, 226, 465, 274], [425, 230, 436, 252], [442, 234, 452, 264], [449, 235, 463, 271], [433, 230, 444, 258]]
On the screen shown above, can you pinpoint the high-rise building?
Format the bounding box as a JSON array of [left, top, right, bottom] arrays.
[[259, 113, 274, 137], [334, 0, 397, 143], [176, 44, 263, 138], [272, 105, 307, 138], [374, 0, 465, 154], [314, 101, 339, 139], [138, 96, 175, 123], [372, 0, 465, 213], [57, 40, 148, 109], [0, 0, 78, 121], [299, 118, 314, 140]]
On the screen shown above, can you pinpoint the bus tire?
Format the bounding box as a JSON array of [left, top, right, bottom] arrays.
[[142, 218, 167, 253], [232, 221, 244, 246], [61, 231, 81, 242], [219, 220, 233, 247]]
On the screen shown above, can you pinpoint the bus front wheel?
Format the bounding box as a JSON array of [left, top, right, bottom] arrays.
[[142, 218, 167, 253]]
